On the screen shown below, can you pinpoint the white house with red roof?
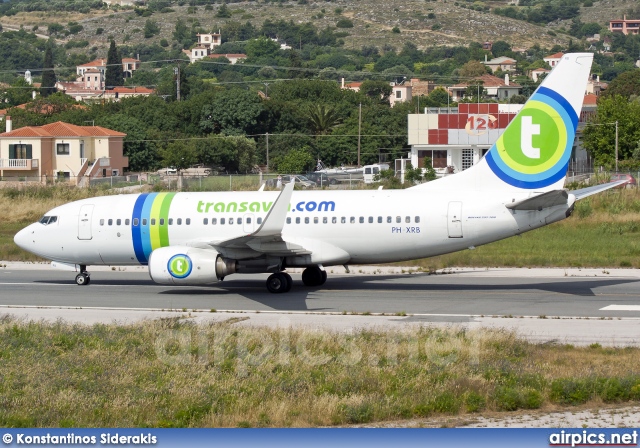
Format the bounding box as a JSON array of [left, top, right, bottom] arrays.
[[543, 52, 564, 67], [448, 74, 521, 102], [207, 53, 247, 64], [482, 56, 517, 74], [0, 119, 128, 183], [76, 57, 141, 90]]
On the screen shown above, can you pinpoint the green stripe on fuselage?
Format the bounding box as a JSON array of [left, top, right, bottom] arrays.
[[158, 192, 175, 248]]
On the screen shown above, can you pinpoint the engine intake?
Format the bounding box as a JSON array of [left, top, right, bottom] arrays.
[[148, 246, 237, 285]]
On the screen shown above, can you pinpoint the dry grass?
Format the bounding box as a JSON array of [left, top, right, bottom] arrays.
[[0, 317, 639, 427]]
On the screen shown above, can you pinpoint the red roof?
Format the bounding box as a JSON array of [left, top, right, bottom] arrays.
[[583, 94, 598, 105], [0, 121, 125, 138], [207, 53, 247, 59], [452, 74, 520, 88], [107, 86, 154, 94], [545, 52, 565, 60], [78, 58, 106, 68]]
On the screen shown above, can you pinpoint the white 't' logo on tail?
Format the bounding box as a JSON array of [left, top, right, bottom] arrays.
[[521, 116, 540, 159]]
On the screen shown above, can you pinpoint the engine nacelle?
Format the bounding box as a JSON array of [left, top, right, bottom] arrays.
[[148, 246, 237, 285]]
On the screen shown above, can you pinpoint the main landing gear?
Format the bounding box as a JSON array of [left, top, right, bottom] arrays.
[[266, 272, 292, 294], [75, 265, 91, 286], [265, 266, 327, 293]]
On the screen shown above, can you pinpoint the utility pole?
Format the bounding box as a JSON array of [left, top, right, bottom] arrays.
[[174, 66, 181, 101], [266, 132, 269, 173], [615, 120, 619, 172], [357, 103, 362, 167]]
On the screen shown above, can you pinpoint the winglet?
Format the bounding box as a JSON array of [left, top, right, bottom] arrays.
[[252, 181, 294, 237]]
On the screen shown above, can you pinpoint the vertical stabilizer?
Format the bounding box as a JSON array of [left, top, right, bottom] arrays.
[[412, 53, 593, 193]]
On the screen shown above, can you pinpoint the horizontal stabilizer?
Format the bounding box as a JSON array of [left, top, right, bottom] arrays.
[[571, 181, 627, 200], [506, 190, 568, 211]]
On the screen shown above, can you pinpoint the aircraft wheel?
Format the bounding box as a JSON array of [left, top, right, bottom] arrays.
[[75, 273, 90, 286], [266, 272, 289, 293], [320, 270, 327, 285], [302, 266, 324, 287], [282, 273, 293, 292]]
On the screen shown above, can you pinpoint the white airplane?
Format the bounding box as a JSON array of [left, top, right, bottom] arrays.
[[14, 53, 620, 293]]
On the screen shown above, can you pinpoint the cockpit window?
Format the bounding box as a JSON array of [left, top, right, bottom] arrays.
[[39, 216, 57, 225]]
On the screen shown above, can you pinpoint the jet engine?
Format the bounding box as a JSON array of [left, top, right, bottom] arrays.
[[148, 246, 237, 285]]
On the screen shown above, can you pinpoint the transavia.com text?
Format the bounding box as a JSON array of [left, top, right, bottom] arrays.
[[3, 433, 157, 445]]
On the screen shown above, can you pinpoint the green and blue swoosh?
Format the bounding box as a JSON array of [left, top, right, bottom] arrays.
[[131, 193, 176, 264]]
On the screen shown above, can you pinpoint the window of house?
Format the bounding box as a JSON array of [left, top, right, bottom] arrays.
[[396, 90, 402, 99], [56, 143, 70, 155], [9, 144, 32, 159]]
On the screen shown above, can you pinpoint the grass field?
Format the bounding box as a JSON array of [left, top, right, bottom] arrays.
[[0, 317, 639, 427], [1, 185, 638, 268]]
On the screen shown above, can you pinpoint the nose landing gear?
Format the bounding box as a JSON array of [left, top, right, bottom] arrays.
[[75, 265, 91, 286]]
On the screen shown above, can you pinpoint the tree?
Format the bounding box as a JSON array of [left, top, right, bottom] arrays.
[[143, 19, 160, 38], [105, 40, 124, 88], [306, 104, 342, 135], [602, 70, 640, 99], [360, 80, 392, 104], [428, 87, 451, 107], [216, 3, 232, 18], [459, 60, 488, 78], [200, 88, 264, 135], [173, 18, 189, 44], [583, 95, 640, 167], [40, 41, 56, 98], [275, 147, 314, 173]]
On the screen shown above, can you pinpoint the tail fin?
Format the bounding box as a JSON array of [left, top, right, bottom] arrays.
[[415, 53, 593, 193]]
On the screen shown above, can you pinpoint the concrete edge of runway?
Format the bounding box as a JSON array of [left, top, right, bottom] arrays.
[[1, 305, 639, 347], [2, 261, 640, 278]]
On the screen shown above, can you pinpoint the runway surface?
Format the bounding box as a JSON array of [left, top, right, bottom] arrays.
[[2, 265, 640, 345]]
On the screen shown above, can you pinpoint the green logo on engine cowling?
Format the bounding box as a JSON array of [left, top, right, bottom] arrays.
[[168, 254, 192, 279]]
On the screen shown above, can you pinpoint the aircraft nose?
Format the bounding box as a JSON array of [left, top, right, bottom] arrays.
[[14, 225, 33, 250]]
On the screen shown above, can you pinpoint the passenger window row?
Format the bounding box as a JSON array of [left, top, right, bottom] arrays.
[[98, 215, 420, 227], [284, 216, 420, 225]]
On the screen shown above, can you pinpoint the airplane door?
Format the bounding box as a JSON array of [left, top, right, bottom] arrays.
[[243, 213, 255, 233], [78, 204, 94, 240], [447, 202, 463, 238]]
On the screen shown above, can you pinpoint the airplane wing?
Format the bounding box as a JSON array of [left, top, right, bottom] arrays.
[[208, 181, 312, 256]]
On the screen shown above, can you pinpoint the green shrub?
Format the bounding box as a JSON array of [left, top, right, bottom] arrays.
[[550, 379, 591, 405], [464, 392, 486, 412]]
